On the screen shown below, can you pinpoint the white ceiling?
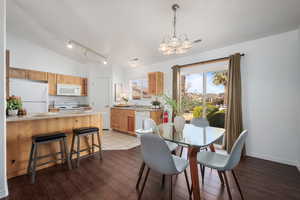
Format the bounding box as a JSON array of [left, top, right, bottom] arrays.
[[7, 0, 300, 67]]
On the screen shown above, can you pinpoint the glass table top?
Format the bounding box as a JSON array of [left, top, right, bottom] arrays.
[[136, 124, 225, 148]]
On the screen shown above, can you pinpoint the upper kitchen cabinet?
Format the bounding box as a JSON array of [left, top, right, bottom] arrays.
[[8, 67, 88, 96], [57, 74, 82, 85], [148, 72, 164, 95], [27, 69, 48, 82], [81, 78, 88, 96], [9, 68, 27, 79], [47, 72, 57, 96], [9, 68, 47, 82]]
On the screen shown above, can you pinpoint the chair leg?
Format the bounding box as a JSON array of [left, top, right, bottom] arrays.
[[31, 143, 38, 184], [232, 170, 244, 200], [161, 175, 165, 189], [138, 167, 150, 200], [70, 133, 76, 163], [63, 137, 72, 170], [222, 171, 232, 200], [27, 143, 34, 175], [96, 131, 103, 160], [200, 165, 205, 184], [179, 146, 184, 157], [217, 171, 224, 185], [136, 162, 146, 189], [59, 140, 65, 165], [91, 134, 95, 156], [76, 135, 81, 168], [184, 169, 191, 197], [169, 175, 173, 200]]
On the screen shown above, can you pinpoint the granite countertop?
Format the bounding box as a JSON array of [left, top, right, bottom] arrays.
[[6, 110, 101, 122], [112, 106, 163, 112]]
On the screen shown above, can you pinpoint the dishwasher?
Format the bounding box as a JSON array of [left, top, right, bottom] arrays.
[[135, 111, 150, 130]]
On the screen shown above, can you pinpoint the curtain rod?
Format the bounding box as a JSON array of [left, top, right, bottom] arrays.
[[173, 53, 245, 69]]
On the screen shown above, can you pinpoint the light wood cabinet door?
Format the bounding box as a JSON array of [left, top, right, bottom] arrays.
[[111, 108, 135, 135], [48, 72, 57, 95], [148, 72, 164, 95], [27, 70, 48, 81], [9, 68, 27, 79], [111, 108, 121, 129], [57, 74, 74, 84], [81, 78, 88, 96]]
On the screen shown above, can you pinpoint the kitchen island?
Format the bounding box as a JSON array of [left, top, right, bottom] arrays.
[[111, 106, 163, 135], [6, 111, 102, 179]]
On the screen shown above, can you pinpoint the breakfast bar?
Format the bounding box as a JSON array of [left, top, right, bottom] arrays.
[[6, 111, 103, 179]]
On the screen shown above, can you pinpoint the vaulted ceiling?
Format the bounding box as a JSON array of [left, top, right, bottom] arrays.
[[7, 0, 300, 67]]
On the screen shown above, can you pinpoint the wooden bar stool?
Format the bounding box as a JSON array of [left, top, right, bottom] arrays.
[[70, 127, 102, 168], [27, 132, 71, 184]]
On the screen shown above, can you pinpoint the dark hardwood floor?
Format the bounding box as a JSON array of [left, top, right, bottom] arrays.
[[5, 147, 300, 200]]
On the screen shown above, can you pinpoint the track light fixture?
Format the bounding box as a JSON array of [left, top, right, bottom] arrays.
[[66, 40, 108, 65]]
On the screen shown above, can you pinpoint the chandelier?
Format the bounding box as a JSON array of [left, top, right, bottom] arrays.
[[159, 4, 202, 55]]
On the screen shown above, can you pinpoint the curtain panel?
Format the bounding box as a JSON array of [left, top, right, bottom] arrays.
[[224, 53, 244, 152]]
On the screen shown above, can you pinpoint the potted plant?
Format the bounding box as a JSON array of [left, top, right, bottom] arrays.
[[7, 96, 22, 116], [151, 99, 161, 109]]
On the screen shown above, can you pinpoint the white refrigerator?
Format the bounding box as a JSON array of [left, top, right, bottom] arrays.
[[10, 79, 49, 114]]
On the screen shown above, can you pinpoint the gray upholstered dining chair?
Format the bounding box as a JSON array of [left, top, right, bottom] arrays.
[[196, 130, 248, 200], [136, 119, 178, 189], [190, 117, 209, 127], [138, 134, 191, 200]]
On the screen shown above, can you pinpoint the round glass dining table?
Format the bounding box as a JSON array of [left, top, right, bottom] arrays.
[[136, 123, 225, 200]]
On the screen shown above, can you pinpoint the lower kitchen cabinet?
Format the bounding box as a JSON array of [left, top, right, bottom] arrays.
[[110, 108, 162, 135], [111, 108, 135, 135]]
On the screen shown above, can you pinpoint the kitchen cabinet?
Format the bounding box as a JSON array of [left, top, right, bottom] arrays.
[[9, 67, 88, 96], [111, 108, 163, 135], [148, 72, 164, 95], [111, 108, 135, 135], [9, 68, 27, 79], [81, 78, 88, 96], [47, 72, 57, 95], [27, 69, 48, 81], [54, 74, 88, 96]]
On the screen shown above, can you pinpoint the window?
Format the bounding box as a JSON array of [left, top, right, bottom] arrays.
[[180, 62, 228, 128]]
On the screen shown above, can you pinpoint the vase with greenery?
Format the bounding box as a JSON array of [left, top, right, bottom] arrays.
[[7, 96, 22, 116]]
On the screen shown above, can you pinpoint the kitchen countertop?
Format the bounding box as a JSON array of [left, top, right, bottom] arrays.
[[6, 110, 101, 122], [112, 106, 163, 112]]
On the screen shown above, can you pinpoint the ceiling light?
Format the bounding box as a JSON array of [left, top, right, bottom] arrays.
[[67, 41, 73, 49], [66, 40, 108, 64], [159, 4, 202, 55], [129, 58, 140, 67]]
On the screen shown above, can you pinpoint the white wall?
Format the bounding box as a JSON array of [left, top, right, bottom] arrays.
[[6, 34, 92, 105], [0, 0, 8, 198], [7, 34, 88, 77], [125, 30, 300, 167]]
